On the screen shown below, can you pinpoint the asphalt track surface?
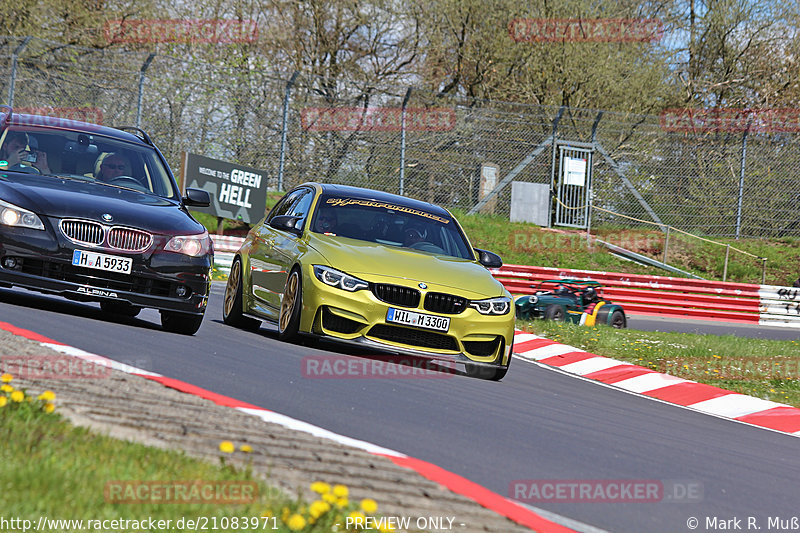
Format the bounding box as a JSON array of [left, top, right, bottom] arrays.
[[2, 282, 799, 533]]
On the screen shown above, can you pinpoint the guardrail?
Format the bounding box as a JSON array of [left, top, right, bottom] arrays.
[[493, 264, 800, 328], [208, 237, 800, 328]]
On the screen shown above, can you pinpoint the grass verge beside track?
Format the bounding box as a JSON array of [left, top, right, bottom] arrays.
[[518, 320, 800, 408]]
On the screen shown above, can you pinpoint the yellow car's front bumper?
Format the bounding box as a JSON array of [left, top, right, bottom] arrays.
[[299, 265, 515, 368]]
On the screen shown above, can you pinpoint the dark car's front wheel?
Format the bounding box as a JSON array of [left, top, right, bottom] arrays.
[[278, 267, 302, 342], [160, 310, 204, 335], [223, 257, 261, 331]]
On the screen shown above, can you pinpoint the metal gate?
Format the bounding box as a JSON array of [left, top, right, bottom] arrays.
[[552, 143, 593, 228]]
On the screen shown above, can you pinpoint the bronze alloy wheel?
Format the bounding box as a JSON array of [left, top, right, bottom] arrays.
[[223, 258, 241, 318], [280, 270, 299, 333]]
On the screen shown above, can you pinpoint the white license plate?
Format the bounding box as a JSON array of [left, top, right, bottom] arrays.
[[386, 307, 450, 332], [72, 250, 132, 274]]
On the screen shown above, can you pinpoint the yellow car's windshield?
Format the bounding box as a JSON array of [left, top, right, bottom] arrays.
[[310, 195, 474, 260]]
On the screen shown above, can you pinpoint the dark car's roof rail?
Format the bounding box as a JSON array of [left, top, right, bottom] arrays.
[[116, 126, 154, 146]]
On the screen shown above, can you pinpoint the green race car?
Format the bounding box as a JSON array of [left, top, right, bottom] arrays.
[[514, 279, 627, 328], [222, 183, 515, 380]]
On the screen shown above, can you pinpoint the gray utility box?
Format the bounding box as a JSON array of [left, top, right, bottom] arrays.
[[510, 182, 550, 227]]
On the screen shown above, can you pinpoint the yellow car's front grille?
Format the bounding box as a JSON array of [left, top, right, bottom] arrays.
[[371, 283, 420, 308], [368, 324, 459, 352], [424, 292, 468, 314]]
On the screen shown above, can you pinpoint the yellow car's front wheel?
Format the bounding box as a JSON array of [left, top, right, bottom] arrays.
[[279, 267, 302, 341]]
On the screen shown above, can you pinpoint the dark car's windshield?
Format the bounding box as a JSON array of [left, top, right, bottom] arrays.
[[310, 194, 474, 260], [0, 125, 178, 199]]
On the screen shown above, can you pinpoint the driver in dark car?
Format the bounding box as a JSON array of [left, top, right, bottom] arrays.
[[94, 152, 132, 183]]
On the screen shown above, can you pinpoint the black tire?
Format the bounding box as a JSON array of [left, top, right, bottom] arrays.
[[222, 257, 261, 331], [610, 309, 627, 329], [160, 310, 204, 335], [465, 339, 512, 381], [278, 266, 302, 342], [544, 304, 566, 321], [100, 300, 141, 317]]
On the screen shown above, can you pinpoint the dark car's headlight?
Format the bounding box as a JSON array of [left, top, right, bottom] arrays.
[[0, 199, 44, 230], [164, 231, 211, 257], [470, 296, 512, 315], [313, 265, 368, 292]]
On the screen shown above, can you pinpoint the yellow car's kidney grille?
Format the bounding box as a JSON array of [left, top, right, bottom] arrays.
[[371, 283, 420, 308], [424, 292, 468, 314]]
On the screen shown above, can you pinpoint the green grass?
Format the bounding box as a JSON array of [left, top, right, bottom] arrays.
[[517, 319, 800, 408], [0, 385, 393, 532]]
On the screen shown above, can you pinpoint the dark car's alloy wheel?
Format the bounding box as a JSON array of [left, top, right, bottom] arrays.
[[223, 257, 261, 331], [278, 267, 302, 342]]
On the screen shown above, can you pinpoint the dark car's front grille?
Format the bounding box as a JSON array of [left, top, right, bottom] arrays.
[[59, 219, 153, 252], [19, 258, 177, 297], [60, 220, 104, 245], [424, 292, 468, 314], [368, 324, 459, 352], [108, 227, 152, 252], [463, 337, 502, 357], [322, 307, 363, 334], [371, 284, 420, 308]]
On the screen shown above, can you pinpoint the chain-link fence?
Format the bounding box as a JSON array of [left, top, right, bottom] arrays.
[[3, 35, 800, 239]]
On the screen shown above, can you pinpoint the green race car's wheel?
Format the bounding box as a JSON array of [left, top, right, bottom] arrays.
[[610, 309, 627, 329], [544, 304, 566, 322], [223, 257, 261, 331], [278, 267, 302, 342]]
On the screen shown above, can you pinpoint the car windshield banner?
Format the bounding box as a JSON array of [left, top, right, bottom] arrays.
[[181, 152, 268, 224]]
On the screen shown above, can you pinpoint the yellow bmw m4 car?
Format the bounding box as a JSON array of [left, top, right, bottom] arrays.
[[222, 183, 514, 380]]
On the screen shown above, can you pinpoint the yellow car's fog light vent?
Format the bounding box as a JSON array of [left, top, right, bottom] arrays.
[[372, 283, 420, 308], [322, 307, 364, 334], [424, 292, 468, 314], [368, 325, 459, 351], [463, 337, 502, 357]]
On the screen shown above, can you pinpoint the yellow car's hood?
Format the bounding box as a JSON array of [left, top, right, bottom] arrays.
[[308, 233, 506, 299]]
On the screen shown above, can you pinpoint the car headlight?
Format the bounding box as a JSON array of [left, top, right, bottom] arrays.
[[164, 231, 211, 257], [0, 199, 44, 230], [313, 265, 368, 292], [470, 296, 512, 315]]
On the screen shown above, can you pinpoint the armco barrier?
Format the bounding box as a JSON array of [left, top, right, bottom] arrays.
[[208, 237, 800, 328], [494, 264, 800, 328]]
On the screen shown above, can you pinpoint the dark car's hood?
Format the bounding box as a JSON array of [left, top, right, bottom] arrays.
[[0, 174, 203, 235]]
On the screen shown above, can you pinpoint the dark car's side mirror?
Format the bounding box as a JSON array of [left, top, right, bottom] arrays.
[[474, 248, 503, 268], [269, 215, 303, 236], [184, 188, 211, 207]]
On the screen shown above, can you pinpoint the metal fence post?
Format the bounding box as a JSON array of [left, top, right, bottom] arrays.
[[735, 119, 751, 239], [399, 87, 412, 196], [136, 53, 156, 129], [7, 37, 32, 107], [277, 71, 299, 192], [663, 226, 670, 263], [723, 244, 731, 282]]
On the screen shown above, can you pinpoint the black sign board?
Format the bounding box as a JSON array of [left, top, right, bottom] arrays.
[[180, 151, 268, 224]]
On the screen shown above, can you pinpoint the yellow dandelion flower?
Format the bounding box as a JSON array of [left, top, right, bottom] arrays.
[[0, 373, 12, 383], [360, 498, 378, 514], [10, 390, 24, 403], [38, 390, 56, 402], [261, 511, 272, 519], [322, 492, 337, 504], [0, 397, 7, 407], [1, 384, 13, 393], [240, 444, 253, 453], [43, 403, 55, 414], [281, 507, 290, 523], [349, 510, 366, 522], [311, 481, 331, 494], [218, 441, 235, 453], [287, 514, 306, 531], [309, 500, 330, 518], [335, 497, 349, 508], [332, 484, 348, 498]]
